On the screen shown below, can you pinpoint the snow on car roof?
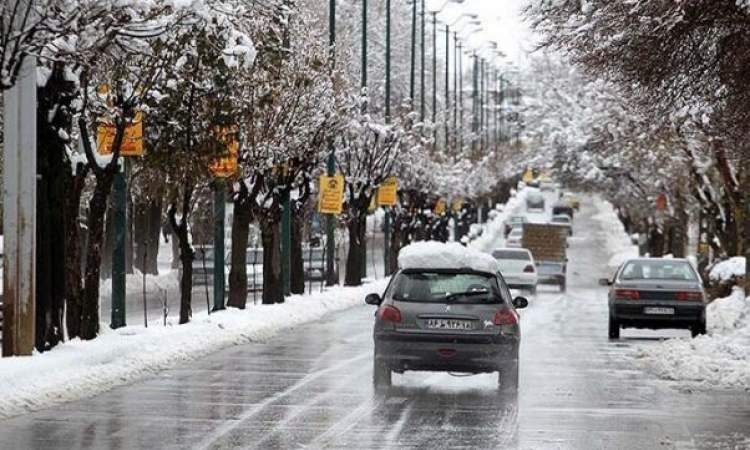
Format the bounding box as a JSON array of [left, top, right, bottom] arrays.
[[398, 241, 499, 274]]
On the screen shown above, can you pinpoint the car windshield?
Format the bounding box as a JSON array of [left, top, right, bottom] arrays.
[[492, 250, 530, 261], [619, 260, 698, 281], [390, 271, 503, 304]]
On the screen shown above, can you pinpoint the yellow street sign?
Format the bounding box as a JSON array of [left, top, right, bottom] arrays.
[[209, 126, 240, 178], [97, 112, 144, 157], [452, 199, 463, 212], [522, 168, 534, 183], [434, 198, 446, 215], [377, 177, 398, 206], [319, 174, 345, 214]]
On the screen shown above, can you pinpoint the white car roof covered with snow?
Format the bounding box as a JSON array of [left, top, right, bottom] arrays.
[[398, 241, 499, 274]]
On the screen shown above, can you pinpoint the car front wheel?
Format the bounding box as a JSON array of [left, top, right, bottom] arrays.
[[608, 317, 620, 339], [373, 357, 392, 389]]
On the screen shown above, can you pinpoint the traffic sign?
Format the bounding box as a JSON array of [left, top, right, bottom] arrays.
[[319, 174, 345, 214], [377, 177, 398, 206], [97, 112, 144, 157]]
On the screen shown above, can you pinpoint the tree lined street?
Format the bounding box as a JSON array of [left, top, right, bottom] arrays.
[[0, 195, 748, 449]]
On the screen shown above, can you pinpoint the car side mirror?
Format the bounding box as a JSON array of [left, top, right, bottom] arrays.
[[598, 278, 612, 286], [512, 296, 529, 309], [365, 293, 382, 306]]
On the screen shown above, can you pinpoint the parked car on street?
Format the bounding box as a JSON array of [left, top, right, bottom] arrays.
[[366, 242, 528, 392], [526, 192, 545, 212], [551, 214, 573, 236], [601, 258, 707, 339], [552, 202, 575, 220], [504, 215, 527, 237], [505, 228, 523, 248], [492, 248, 538, 295]]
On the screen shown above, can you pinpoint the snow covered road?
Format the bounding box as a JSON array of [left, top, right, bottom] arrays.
[[0, 197, 748, 449]]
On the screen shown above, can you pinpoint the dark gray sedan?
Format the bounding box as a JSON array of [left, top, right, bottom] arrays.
[[366, 268, 528, 392], [601, 258, 707, 339]]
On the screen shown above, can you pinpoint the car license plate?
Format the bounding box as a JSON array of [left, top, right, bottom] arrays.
[[426, 319, 474, 330], [643, 307, 674, 315]]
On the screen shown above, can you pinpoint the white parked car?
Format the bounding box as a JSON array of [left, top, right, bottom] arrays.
[[505, 228, 523, 248], [492, 248, 538, 295]]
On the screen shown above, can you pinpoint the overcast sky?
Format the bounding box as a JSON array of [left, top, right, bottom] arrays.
[[430, 0, 539, 68]]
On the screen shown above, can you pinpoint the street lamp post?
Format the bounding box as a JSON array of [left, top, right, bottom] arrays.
[[325, 0, 337, 286], [420, 0, 426, 121], [384, 0, 392, 275]]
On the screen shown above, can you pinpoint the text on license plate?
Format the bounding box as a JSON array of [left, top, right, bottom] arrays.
[[643, 307, 674, 315], [426, 319, 474, 330]]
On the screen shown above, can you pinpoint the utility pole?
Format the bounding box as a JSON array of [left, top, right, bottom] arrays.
[[432, 12, 438, 146], [213, 179, 227, 309], [444, 25, 450, 154], [453, 33, 459, 155], [111, 160, 127, 329], [384, 0, 392, 275], [420, 0, 426, 122], [471, 52, 478, 157], [2, 53, 37, 357], [409, 0, 416, 102], [325, 0, 337, 286]]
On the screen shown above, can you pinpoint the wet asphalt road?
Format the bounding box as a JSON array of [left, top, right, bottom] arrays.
[[1, 199, 749, 449]]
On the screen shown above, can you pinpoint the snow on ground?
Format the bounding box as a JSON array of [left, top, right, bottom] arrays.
[[592, 196, 638, 268], [709, 257, 746, 283], [468, 187, 530, 253], [634, 288, 750, 389], [0, 279, 388, 419]]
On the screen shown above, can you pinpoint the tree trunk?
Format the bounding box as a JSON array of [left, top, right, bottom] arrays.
[[290, 211, 305, 294], [168, 187, 195, 325], [228, 204, 251, 309], [345, 218, 364, 286], [35, 65, 71, 350], [81, 173, 116, 340], [261, 220, 284, 304], [134, 195, 163, 275], [64, 165, 87, 340]]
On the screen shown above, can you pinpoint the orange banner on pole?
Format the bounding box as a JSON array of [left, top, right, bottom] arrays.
[[377, 177, 398, 206], [96, 112, 144, 157], [319, 175, 345, 214], [209, 126, 239, 178]]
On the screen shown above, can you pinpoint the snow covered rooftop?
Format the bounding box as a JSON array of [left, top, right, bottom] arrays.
[[398, 241, 499, 274]]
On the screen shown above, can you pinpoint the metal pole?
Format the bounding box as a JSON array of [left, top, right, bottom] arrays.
[[326, 0, 337, 286], [384, 0, 392, 275], [471, 53, 478, 157], [409, 0, 416, 102], [420, 0, 426, 122], [432, 12, 437, 145], [480, 58, 485, 155], [458, 45, 463, 152], [386, 0, 391, 122], [444, 25, 450, 154], [111, 158, 127, 329], [281, 187, 291, 296], [453, 34, 458, 155], [213, 179, 226, 309], [2, 54, 36, 357], [362, 0, 367, 90]]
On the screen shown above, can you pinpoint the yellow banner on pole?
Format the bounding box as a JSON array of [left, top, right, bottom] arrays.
[[452, 198, 464, 213], [434, 198, 446, 215], [96, 112, 144, 157], [522, 168, 534, 183], [319, 174, 345, 214], [209, 126, 239, 178], [377, 177, 398, 206]]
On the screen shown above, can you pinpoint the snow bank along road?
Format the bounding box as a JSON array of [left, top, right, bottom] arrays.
[[0, 197, 749, 449]]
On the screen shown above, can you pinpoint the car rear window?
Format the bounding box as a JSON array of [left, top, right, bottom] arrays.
[[492, 250, 530, 260], [389, 272, 503, 304], [619, 260, 698, 281]]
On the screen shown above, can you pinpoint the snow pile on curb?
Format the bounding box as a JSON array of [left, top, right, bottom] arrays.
[[399, 241, 499, 273], [0, 280, 388, 419], [592, 197, 638, 268], [635, 289, 750, 389], [469, 188, 530, 253], [709, 257, 746, 282]]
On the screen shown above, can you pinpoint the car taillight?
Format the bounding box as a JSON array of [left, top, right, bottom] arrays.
[[614, 289, 640, 300], [676, 291, 704, 301], [377, 305, 402, 323], [523, 264, 535, 273], [493, 309, 518, 326]]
